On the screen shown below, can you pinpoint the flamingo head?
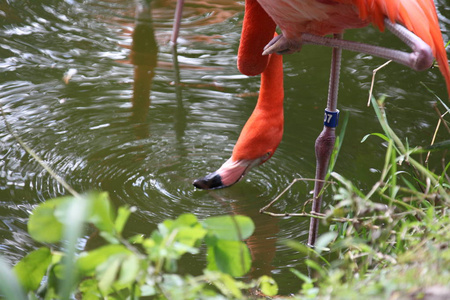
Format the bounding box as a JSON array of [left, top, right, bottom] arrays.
[[193, 112, 283, 190], [192, 152, 272, 190]]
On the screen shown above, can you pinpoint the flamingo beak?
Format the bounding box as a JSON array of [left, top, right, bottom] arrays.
[[193, 154, 270, 190], [192, 171, 225, 190]]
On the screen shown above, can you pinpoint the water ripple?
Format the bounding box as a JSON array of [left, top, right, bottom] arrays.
[[1, 0, 449, 293]]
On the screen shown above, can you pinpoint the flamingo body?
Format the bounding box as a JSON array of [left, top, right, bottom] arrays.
[[258, 0, 450, 94], [258, 0, 368, 37]]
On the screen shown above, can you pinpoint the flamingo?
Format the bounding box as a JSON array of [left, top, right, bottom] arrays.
[[193, 0, 279, 189], [190, 0, 450, 245], [193, 50, 283, 189]]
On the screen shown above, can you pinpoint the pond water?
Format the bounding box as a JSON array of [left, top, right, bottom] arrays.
[[1, 0, 449, 294]]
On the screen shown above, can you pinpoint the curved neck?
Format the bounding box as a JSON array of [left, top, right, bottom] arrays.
[[256, 53, 284, 111]]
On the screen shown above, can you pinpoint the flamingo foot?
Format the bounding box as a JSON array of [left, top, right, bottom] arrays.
[[262, 34, 302, 55]]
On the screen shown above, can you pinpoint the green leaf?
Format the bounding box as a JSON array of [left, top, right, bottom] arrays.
[[0, 257, 27, 300], [97, 254, 122, 293], [361, 132, 389, 143], [217, 273, 242, 298], [205, 270, 242, 298], [58, 195, 90, 300], [14, 248, 52, 291], [158, 214, 206, 248], [115, 206, 132, 235], [258, 275, 278, 296], [211, 240, 251, 277], [206, 246, 218, 272], [159, 214, 198, 234], [175, 226, 207, 249], [203, 215, 254, 241], [290, 268, 313, 284], [141, 284, 157, 296], [28, 197, 69, 243], [79, 279, 102, 300], [146, 214, 206, 271], [86, 192, 115, 236], [118, 253, 141, 285], [77, 244, 131, 276], [129, 234, 145, 244], [172, 213, 199, 227], [360, 134, 371, 143], [284, 239, 317, 256], [315, 232, 337, 255], [305, 259, 327, 278]]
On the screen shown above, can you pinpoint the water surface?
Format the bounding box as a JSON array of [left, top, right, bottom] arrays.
[[1, 0, 449, 293]]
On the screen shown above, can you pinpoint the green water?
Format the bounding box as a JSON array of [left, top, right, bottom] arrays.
[[1, 0, 449, 293]]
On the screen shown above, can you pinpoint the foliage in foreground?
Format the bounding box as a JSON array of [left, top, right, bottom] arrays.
[[0, 193, 277, 299]]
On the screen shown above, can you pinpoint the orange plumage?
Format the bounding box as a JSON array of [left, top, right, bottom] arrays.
[[237, 0, 276, 76], [353, 0, 450, 95], [233, 51, 284, 162], [237, 0, 277, 76], [192, 51, 284, 189], [257, 0, 450, 96]]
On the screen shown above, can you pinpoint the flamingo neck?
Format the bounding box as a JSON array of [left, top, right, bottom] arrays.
[[230, 53, 284, 162], [255, 53, 284, 111]]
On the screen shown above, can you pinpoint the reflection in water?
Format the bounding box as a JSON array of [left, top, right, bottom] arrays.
[[240, 204, 279, 280], [125, 0, 188, 140], [129, 1, 158, 139], [171, 44, 188, 141], [205, 190, 279, 286]]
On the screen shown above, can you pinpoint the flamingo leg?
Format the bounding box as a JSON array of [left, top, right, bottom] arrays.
[[171, 0, 185, 44], [264, 20, 433, 72], [308, 33, 342, 247]]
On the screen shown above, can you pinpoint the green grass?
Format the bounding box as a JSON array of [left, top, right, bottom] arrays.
[[284, 96, 450, 299]]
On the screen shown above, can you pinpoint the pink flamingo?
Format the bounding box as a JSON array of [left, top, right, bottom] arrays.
[[193, 0, 279, 189], [191, 0, 450, 245]]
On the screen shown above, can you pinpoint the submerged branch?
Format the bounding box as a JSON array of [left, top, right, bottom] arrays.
[[0, 104, 80, 198], [259, 178, 334, 214]]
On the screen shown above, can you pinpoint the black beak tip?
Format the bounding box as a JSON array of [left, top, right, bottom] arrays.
[[193, 172, 224, 190]]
